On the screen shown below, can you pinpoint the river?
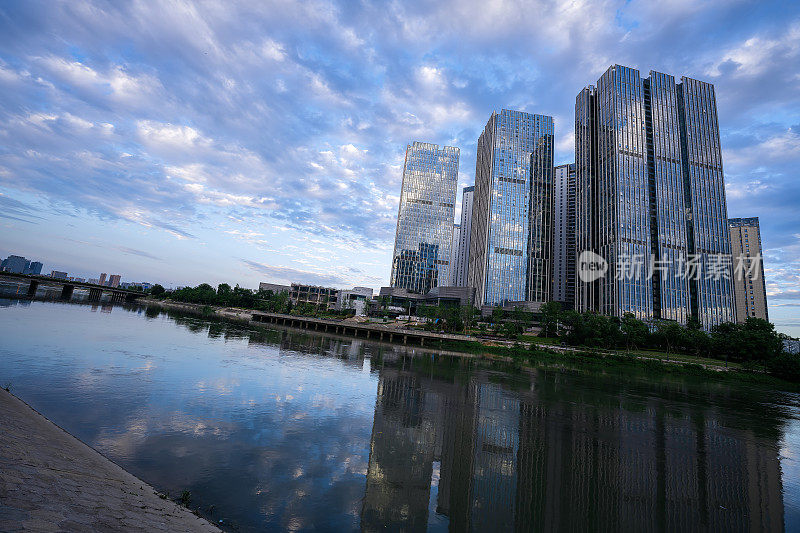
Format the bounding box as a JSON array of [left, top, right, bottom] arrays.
[[0, 299, 798, 531]]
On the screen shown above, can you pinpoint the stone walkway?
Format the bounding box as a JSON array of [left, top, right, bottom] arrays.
[[0, 388, 220, 532]]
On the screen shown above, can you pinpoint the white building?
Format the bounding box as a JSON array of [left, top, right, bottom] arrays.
[[453, 185, 474, 287], [336, 287, 374, 315]]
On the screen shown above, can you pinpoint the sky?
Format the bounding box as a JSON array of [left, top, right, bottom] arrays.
[[0, 0, 798, 335]]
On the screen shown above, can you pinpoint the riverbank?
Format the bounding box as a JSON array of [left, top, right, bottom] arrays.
[[139, 297, 800, 389], [0, 387, 220, 532]]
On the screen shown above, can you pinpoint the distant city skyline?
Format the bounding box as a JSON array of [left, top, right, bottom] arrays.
[[0, 1, 798, 335]]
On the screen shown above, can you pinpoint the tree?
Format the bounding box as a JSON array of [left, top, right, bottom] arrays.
[[621, 313, 649, 350], [150, 284, 165, 297], [539, 301, 562, 338]]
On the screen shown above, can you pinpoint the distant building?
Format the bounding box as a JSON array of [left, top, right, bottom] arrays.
[[1, 255, 30, 274], [108, 275, 121, 288], [553, 164, 576, 309], [259, 282, 291, 294], [336, 287, 374, 315], [785, 339, 800, 355], [26, 261, 43, 275], [468, 109, 555, 308], [68, 277, 86, 283], [449, 224, 461, 285], [390, 141, 459, 295], [729, 217, 768, 322], [88, 278, 100, 285], [290, 283, 338, 309], [452, 186, 474, 287], [98, 273, 107, 287], [50, 271, 68, 280]]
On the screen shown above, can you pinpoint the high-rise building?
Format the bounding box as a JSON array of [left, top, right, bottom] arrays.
[[729, 217, 768, 322], [467, 109, 554, 308], [449, 223, 461, 285], [452, 186, 474, 287], [108, 274, 121, 288], [575, 65, 734, 329], [98, 273, 107, 287], [390, 142, 459, 294], [553, 164, 576, 309]]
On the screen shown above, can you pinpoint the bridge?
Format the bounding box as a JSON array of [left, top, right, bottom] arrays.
[[0, 272, 145, 303]]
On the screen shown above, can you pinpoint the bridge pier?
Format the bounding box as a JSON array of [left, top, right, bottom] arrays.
[[88, 288, 102, 302], [60, 284, 74, 300], [27, 280, 39, 298]]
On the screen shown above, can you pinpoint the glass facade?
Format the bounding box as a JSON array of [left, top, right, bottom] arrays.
[[575, 65, 734, 329], [390, 142, 459, 294], [468, 110, 554, 307]]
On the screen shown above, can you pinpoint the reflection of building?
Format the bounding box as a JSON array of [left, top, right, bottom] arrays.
[[362, 361, 785, 531], [390, 142, 459, 294], [468, 109, 555, 308], [729, 217, 768, 322], [553, 163, 576, 309], [576, 65, 734, 329]]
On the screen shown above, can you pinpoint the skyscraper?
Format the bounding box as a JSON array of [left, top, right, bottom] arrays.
[[98, 273, 107, 287], [108, 274, 121, 288], [449, 223, 461, 285], [452, 186, 474, 287], [575, 65, 734, 329], [390, 142, 459, 294], [729, 217, 768, 322], [468, 109, 554, 308], [553, 164, 576, 309]]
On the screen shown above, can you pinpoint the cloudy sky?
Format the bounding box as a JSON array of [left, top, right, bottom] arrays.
[[0, 0, 798, 334]]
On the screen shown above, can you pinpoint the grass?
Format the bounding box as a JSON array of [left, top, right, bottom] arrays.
[[437, 338, 800, 390]]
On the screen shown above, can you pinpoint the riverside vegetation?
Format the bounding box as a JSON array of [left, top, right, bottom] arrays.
[[146, 283, 799, 383]]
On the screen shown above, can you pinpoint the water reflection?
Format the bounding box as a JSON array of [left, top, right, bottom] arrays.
[[0, 298, 794, 532], [363, 365, 785, 531]]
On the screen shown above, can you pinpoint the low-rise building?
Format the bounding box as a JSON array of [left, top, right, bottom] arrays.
[[50, 271, 68, 280], [290, 283, 338, 309], [335, 287, 374, 315], [377, 286, 475, 314], [259, 282, 291, 294]]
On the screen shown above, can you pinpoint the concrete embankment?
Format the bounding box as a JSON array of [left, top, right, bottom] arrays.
[[0, 388, 220, 532]]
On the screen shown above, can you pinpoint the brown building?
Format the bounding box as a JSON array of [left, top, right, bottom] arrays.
[[729, 217, 768, 322], [289, 283, 338, 310]]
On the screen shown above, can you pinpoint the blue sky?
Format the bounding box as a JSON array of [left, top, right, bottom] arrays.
[[0, 0, 798, 334]]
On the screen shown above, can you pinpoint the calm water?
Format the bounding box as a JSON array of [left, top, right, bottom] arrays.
[[1, 299, 800, 532]]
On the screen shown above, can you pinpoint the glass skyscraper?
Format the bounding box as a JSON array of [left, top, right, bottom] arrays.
[[575, 65, 734, 329], [468, 110, 554, 307], [390, 142, 459, 294]]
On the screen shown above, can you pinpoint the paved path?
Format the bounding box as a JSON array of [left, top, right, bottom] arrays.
[[0, 388, 220, 532]]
